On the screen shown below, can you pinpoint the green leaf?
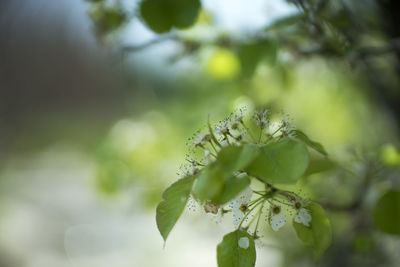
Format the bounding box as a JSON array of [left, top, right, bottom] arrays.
[[304, 157, 336, 176], [192, 163, 224, 202], [290, 130, 327, 156], [373, 190, 400, 235], [216, 145, 259, 177], [193, 145, 258, 204], [217, 230, 256, 267], [140, 0, 201, 34], [156, 175, 196, 242], [89, 4, 127, 35], [293, 203, 332, 258], [238, 39, 277, 77], [380, 144, 400, 167], [192, 164, 250, 205], [246, 139, 309, 184], [213, 176, 251, 204]]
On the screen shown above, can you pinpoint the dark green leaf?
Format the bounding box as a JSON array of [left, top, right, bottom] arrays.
[[139, 0, 172, 33], [156, 175, 195, 242], [373, 190, 400, 235], [246, 139, 309, 184], [140, 0, 201, 34], [290, 130, 327, 156], [172, 0, 201, 28], [293, 203, 332, 258], [217, 230, 256, 267]]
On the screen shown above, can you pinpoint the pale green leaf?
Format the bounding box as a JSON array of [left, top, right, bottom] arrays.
[[156, 175, 195, 242], [217, 230, 256, 267], [293, 202, 332, 258]]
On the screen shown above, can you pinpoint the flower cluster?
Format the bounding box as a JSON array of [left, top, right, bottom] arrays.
[[182, 108, 312, 235]]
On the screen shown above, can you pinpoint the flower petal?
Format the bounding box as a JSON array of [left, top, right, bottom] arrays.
[[213, 208, 223, 224], [233, 209, 244, 227], [296, 208, 312, 227], [237, 186, 253, 205], [230, 200, 240, 210], [271, 213, 286, 231]]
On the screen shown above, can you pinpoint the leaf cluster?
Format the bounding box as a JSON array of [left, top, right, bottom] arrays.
[[156, 110, 333, 266]]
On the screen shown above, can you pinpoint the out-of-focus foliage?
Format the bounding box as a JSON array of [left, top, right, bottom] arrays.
[[373, 190, 400, 235], [380, 144, 400, 167], [5, 0, 394, 266], [238, 39, 278, 78], [140, 0, 201, 33], [88, 2, 127, 37]]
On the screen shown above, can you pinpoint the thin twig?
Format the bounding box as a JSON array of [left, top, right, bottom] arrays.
[[122, 33, 178, 52]]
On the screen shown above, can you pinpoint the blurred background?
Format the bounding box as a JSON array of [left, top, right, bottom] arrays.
[[1, 0, 400, 266]]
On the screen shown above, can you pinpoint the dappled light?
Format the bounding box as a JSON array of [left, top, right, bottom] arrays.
[[1, 0, 400, 267]]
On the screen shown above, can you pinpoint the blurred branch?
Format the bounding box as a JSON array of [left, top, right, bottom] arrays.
[[121, 33, 178, 52], [321, 161, 374, 212], [358, 38, 400, 57], [314, 0, 330, 12]]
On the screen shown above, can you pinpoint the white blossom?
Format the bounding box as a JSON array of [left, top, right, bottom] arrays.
[[270, 213, 286, 231], [234, 112, 244, 123], [221, 139, 228, 147], [230, 187, 253, 227], [216, 121, 230, 136], [210, 207, 223, 224], [193, 133, 210, 147], [294, 208, 312, 227], [253, 109, 270, 129]]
